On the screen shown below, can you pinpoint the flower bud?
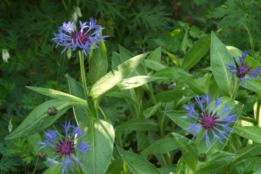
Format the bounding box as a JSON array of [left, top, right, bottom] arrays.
[[47, 106, 58, 116], [72, 12, 78, 21], [171, 83, 176, 89], [38, 153, 47, 161], [2, 49, 10, 63], [67, 47, 72, 59], [8, 119, 13, 133], [199, 153, 206, 162], [76, 7, 82, 17], [179, 50, 184, 58]]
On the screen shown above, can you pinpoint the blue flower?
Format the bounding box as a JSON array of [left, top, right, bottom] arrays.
[[52, 18, 108, 56], [39, 121, 91, 174], [183, 96, 236, 147], [226, 50, 261, 86]]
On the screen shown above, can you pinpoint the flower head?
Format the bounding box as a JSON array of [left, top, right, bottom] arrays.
[[39, 121, 91, 173], [183, 96, 236, 147], [52, 18, 108, 56], [226, 50, 261, 86]]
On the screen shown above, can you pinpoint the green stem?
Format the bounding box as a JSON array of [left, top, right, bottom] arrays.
[[61, 0, 67, 10], [79, 51, 89, 99], [231, 81, 240, 99], [32, 156, 39, 174], [79, 51, 97, 117]]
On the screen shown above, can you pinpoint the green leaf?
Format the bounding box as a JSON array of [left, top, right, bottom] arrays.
[[5, 99, 72, 140], [143, 102, 161, 118], [89, 52, 149, 99], [166, 51, 180, 67], [234, 126, 261, 143], [182, 35, 211, 71], [147, 132, 167, 166], [117, 76, 168, 90], [230, 157, 257, 174], [178, 71, 205, 95], [148, 87, 194, 104], [147, 46, 161, 62], [81, 118, 115, 174], [165, 111, 193, 134], [67, 74, 89, 124], [141, 138, 179, 156], [158, 165, 177, 174], [180, 29, 188, 54], [210, 32, 231, 97], [137, 131, 150, 151], [89, 40, 108, 84], [144, 59, 166, 71], [117, 147, 162, 174], [105, 92, 137, 105], [116, 119, 159, 131], [26, 86, 87, 106], [246, 80, 261, 94], [106, 158, 122, 174], [153, 67, 191, 79], [111, 51, 121, 69], [172, 133, 199, 171], [222, 143, 261, 172], [43, 164, 62, 174], [190, 25, 200, 38], [195, 151, 236, 174]]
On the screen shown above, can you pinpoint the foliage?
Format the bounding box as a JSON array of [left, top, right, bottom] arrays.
[[1, 0, 261, 173], [208, 0, 261, 54]]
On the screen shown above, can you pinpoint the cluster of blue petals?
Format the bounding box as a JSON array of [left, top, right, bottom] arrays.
[[39, 121, 91, 173], [183, 96, 236, 147], [226, 50, 261, 86], [52, 18, 108, 56]]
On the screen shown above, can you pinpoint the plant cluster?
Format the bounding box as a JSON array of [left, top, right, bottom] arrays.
[[1, 0, 261, 174]]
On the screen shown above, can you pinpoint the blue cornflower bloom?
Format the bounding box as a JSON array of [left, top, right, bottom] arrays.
[[39, 121, 91, 174], [52, 18, 108, 56], [183, 96, 236, 147], [226, 50, 261, 86]]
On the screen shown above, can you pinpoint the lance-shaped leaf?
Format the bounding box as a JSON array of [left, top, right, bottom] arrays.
[[210, 32, 231, 97], [5, 99, 74, 140], [182, 35, 211, 71], [178, 71, 205, 95], [26, 86, 87, 106], [117, 147, 162, 174], [117, 76, 168, 90], [81, 118, 115, 174], [153, 67, 191, 79], [234, 126, 261, 144], [144, 59, 166, 71], [141, 138, 179, 156], [172, 133, 199, 171], [89, 39, 108, 84], [67, 74, 89, 125], [195, 151, 236, 174], [143, 102, 162, 118], [89, 52, 149, 99], [116, 119, 159, 131], [147, 46, 161, 62], [222, 143, 261, 173], [246, 80, 261, 94]]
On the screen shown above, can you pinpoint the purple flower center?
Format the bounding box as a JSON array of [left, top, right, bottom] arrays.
[[237, 65, 250, 77], [71, 31, 91, 45], [55, 138, 75, 157], [198, 111, 218, 131]]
